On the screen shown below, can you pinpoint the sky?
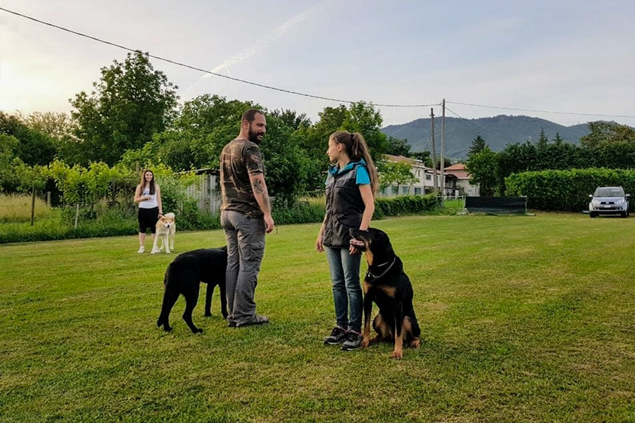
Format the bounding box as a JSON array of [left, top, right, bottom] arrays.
[[1, 0, 634, 128]]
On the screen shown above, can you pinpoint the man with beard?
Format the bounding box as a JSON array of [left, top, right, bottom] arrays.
[[220, 109, 275, 328]]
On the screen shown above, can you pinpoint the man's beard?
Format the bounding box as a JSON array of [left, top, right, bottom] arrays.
[[248, 128, 263, 144]]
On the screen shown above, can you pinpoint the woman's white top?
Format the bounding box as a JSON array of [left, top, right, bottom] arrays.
[[139, 187, 158, 209]]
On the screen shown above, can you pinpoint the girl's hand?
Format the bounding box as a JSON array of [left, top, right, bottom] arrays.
[[315, 235, 324, 252]]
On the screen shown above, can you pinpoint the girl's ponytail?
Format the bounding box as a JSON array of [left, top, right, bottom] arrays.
[[331, 131, 379, 196]]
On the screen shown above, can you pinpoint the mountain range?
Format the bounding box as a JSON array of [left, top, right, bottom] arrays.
[[381, 115, 592, 160]]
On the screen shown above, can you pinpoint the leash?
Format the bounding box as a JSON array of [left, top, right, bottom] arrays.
[[366, 257, 397, 281]]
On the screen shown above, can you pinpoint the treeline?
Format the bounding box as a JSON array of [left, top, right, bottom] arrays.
[[467, 124, 635, 198], [0, 51, 416, 208]]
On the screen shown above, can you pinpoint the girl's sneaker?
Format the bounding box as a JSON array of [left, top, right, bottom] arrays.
[[324, 327, 348, 345], [138, 246, 145, 253], [341, 331, 363, 351]]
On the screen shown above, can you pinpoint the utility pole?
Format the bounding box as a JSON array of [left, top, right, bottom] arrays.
[[441, 98, 446, 200], [430, 108, 437, 194]]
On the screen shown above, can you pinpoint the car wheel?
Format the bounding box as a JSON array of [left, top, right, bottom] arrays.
[[590, 212, 597, 218], [622, 211, 628, 218]]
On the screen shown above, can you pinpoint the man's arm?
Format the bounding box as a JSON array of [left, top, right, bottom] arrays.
[[249, 172, 275, 233]]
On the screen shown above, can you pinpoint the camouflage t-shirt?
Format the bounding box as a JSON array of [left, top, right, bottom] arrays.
[[220, 138, 265, 218]]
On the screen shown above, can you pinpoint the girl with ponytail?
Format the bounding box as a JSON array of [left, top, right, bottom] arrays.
[[316, 131, 377, 351]]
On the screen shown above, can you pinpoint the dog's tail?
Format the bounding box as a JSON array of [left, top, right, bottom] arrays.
[[157, 263, 180, 331]]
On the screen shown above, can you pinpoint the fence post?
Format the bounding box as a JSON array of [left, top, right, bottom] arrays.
[[30, 182, 36, 226]]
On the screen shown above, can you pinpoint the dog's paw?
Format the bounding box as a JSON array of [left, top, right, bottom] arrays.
[[195, 328, 204, 334], [410, 338, 421, 349], [360, 337, 370, 348], [391, 350, 403, 360]]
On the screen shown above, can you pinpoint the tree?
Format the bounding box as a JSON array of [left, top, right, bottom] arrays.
[[411, 151, 432, 167], [293, 102, 390, 193], [378, 161, 417, 191], [19, 111, 84, 166], [292, 105, 348, 192], [259, 114, 309, 205], [19, 111, 74, 140], [386, 136, 411, 156], [0, 112, 57, 166], [466, 146, 498, 196], [269, 109, 311, 131], [150, 94, 258, 171], [580, 121, 635, 148], [343, 101, 389, 162], [70, 51, 178, 165], [536, 128, 549, 149], [0, 134, 22, 192], [468, 135, 487, 156], [431, 156, 452, 170]]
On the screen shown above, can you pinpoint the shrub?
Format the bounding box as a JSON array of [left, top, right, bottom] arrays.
[[505, 168, 635, 212], [273, 201, 325, 225], [374, 194, 441, 219], [176, 200, 221, 231]]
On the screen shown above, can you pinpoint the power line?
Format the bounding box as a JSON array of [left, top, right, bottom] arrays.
[[444, 106, 494, 135], [447, 100, 635, 119], [0, 6, 438, 108], [4, 6, 633, 120]]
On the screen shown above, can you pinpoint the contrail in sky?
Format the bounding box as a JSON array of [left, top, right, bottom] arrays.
[[210, 2, 327, 75], [182, 1, 331, 94]]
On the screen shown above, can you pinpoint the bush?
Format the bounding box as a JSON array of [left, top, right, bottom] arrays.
[[176, 201, 221, 231], [273, 201, 325, 225], [505, 168, 635, 212], [374, 194, 441, 219], [272, 194, 441, 225]]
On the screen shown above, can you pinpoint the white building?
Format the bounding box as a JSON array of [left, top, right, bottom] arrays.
[[380, 155, 479, 198]]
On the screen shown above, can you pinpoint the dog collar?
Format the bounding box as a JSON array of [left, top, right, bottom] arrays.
[[366, 257, 396, 280]]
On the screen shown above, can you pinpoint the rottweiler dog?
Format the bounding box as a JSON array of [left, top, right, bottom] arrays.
[[157, 247, 228, 333], [349, 228, 421, 359]]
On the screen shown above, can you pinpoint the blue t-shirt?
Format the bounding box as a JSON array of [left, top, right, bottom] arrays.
[[327, 159, 371, 185]]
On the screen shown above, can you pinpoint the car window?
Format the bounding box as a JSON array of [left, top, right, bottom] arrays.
[[594, 188, 624, 197]]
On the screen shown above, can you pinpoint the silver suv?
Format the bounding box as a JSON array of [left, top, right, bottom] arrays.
[[588, 186, 630, 218]]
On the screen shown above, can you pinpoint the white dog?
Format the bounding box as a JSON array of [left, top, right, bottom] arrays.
[[152, 212, 176, 254]]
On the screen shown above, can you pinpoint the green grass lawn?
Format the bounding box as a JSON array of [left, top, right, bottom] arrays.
[[1, 214, 635, 423]]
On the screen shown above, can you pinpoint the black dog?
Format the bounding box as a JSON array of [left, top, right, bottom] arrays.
[[157, 247, 228, 333], [349, 228, 421, 359]]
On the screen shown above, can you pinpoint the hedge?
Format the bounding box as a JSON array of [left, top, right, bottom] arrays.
[[374, 194, 441, 219], [0, 194, 443, 244], [505, 168, 635, 212]]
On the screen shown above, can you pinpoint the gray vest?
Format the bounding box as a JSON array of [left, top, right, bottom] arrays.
[[323, 163, 366, 248]]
